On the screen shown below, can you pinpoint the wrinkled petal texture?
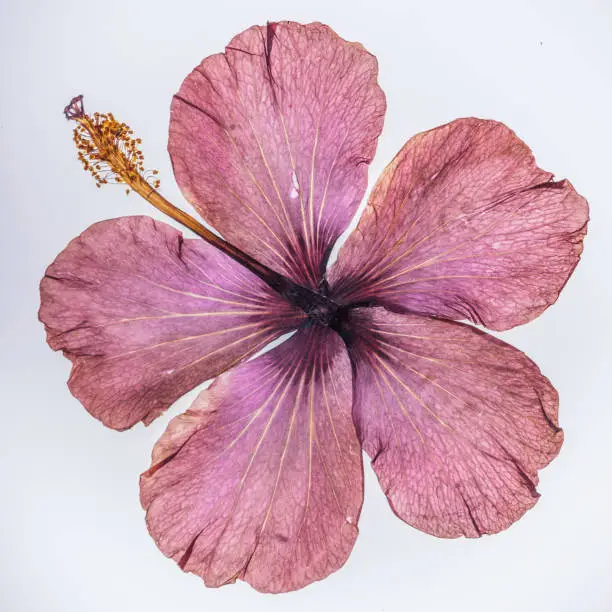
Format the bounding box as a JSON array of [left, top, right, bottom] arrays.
[[140, 325, 362, 593], [330, 118, 588, 331], [347, 307, 562, 538], [39, 216, 302, 430], [169, 21, 386, 289]]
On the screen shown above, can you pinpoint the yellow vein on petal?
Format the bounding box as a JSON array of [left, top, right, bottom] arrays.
[[238, 96, 296, 234], [359, 190, 425, 282], [179, 76, 312, 282], [221, 171, 307, 274], [183, 368, 284, 440], [253, 332, 320, 545], [349, 178, 429, 288], [278, 109, 308, 248], [368, 355, 426, 447], [221, 123, 306, 276], [148, 328, 274, 373], [163, 258, 268, 307], [373, 352, 452, 430], [258, 369, 305, 537], [231, 86, 312, 284], [316, 130, 348, 253], [360, 197, 503, 287], [220, 368, 292, 455], [367, 203, 526, 289], [155, 366, 292, 529], [362, 182, 542, 290], [250, 97, 317, 287], [135, 332, 274, 381], [179, 89, 289, 239], [174, 253, 270, 305], [374, 328, 468, 343], [313, 430, 344, 516], [375, 337, 490, 373], [210, 246, 291, 301], [306, 125, 320, 277], [381, 358, 547, 470], [368, 356, 424, 492], [198, 334, 283, 380], [367, 320, 426, 328], [104, 322, 270, 361], [82, 310, 283, 330], [179, 93, 310, 280], [287, 364, 318, 550], [386, 246, 517, 277], [239, 363, 301, 486], [322, 341, 351, 483], [306, 354, 317, 516], [132, 274, 274, 309], [172, 101, 293, 271], [372, 275, 504, 295], [376, 287, 462, 297], [65, 263, 271, 311]]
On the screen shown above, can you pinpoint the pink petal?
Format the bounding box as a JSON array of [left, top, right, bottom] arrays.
[[39, 216, 303, 430], [346, 307, 563, 538], [169, 21, 386, 289], [140, 325, 362, 593], [330, 118, 588, 330]]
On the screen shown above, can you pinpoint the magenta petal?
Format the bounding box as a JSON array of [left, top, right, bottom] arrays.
[[169, 21, 386, 288], [140, 325, 362, 593], [330, 118, 588, 331], [39, 216, 302, 430], [347, 307, 563, 538]]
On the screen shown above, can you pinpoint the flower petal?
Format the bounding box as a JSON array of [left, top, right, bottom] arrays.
[[330, 118, 588, 330], [140, 325, 362, 593], [39, 216, 302, 430], [169, 21, 386, 289], [346, 307, 563, 538]]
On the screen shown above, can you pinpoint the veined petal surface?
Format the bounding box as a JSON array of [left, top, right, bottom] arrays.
[[346, 307, 563, 538], [39, 216, 302, 430], [330, 118, 588, 330], [140, 325, 362, 593], [169, 21, 386, 288]]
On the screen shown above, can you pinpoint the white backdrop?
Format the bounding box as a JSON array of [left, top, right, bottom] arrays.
[[1, 1, 611, 611]]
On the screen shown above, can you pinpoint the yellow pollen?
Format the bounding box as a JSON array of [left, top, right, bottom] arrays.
[[65, 95, 160, 194]]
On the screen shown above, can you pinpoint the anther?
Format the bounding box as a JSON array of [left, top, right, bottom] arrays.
[[64, 95, 160, 195]]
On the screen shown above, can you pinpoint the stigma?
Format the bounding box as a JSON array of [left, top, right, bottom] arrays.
[[63, 95, 160, 194]]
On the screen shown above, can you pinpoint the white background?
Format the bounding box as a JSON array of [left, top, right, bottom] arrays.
[[1, 1, 611, 610]]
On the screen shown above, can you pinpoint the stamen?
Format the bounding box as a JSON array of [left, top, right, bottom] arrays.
[[65, 95, 160, 194]]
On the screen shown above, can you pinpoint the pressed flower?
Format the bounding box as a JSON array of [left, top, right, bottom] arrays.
[[40, 21, 588, 593]]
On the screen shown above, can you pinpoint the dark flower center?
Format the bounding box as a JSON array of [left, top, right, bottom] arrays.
[[277, 279, 355, 337]]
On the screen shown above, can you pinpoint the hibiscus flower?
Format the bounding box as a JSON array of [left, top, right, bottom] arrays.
[[39, 21, 588, 593]]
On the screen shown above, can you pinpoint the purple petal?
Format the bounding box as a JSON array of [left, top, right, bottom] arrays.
[[347, 307, 563, 538], [140, 325, 362, 593], [39, 216, 302, 430], [330, 118, 588, 330], [169, 21, 386, 288]]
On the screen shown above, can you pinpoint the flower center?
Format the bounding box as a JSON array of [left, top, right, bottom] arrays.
[[281, 283, 342, 326]]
